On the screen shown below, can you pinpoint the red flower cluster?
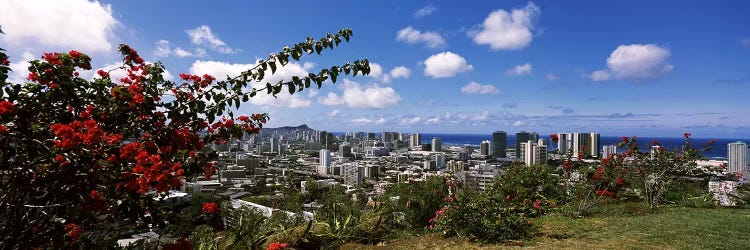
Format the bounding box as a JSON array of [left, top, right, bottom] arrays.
[[652, 140, 660, 145], [118, 141, 184, 194], [42, 52, 63, 65], [595, 189, 615, 198], [179, 73, 215, 88], [593, 167, 604, 180], [96, 69, 110, 77], [64, 223, 83, 242], [202, 202, 220, 214], [0, 100, 14, 115], [549, 134, 559, 143], [683, 132, 691, 139], [267, 242, 288, 250], [50, 118, 123, 150]]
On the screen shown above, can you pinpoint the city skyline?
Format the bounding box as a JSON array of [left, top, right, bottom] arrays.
[[1, 1, 749, 138]]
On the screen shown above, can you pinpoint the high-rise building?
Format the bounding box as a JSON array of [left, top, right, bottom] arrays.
[[270, 137, 278, 153], [602, 145, 617, 159], [432, 137, 442, 152], [492, 131, 507, 158], [572, 132, 600, 158], [339, 144, 352, 158], [557, 133, 573, 155], [520, 140, 547, 166], [515, 131, 539, 159], [410, 133, 422, 147], [480, 140, 491, 156], [320, 149, 331, 168], [728, 141, 748, 176]]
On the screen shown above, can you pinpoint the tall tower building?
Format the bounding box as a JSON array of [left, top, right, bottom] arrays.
[[520, 140, 547, 166], [557, 133, 573, 155], [728, 141, 748, 176], [319, 149, 331, 174], [515, 131, 539, 158], [432, 137, 442, 152], [410, 133, 422, 147], [480, 140, 491, 156], [492, 131, 507, 158]]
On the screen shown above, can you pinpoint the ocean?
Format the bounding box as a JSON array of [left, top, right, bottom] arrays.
[[419, 134, 747, 160]]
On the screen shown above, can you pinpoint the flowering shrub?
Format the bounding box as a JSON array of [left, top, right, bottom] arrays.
[[0, 27, 369, 248], [202, 202, 220, 214], [267, 242, 288, 250]]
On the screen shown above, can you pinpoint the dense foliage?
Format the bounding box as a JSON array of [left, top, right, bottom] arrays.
[[0, 27, 369, 248]]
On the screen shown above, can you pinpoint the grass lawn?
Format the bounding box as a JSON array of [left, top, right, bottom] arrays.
[[340, 206, 750, 249]]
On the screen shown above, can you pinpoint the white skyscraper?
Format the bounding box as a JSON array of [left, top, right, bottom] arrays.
[[520, 140, 548, 166], [728, 141, 748, 177], [480, 140, 491, 156], [410, 133, 422, 147], [319, 149, 331, 174]]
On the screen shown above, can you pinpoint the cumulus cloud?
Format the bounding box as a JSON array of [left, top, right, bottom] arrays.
[[546, 73, 558, 81], [423, 51, 473, 78], [400, 116, 422, 125], [414, 5, 437, 18], [0, 0, 118, 52], [513, 120, 525, 127], [460, 81, 500, 95], [153, 40, 206, 58], [318, 79, 401, 109], [189, 60, 312, 108], [469, 2, 540, 50], [425, 117, 441, 125], [351, 117, 388, 125], [396, 26, 446, 49], [390, 66, 411, 79], [506, 63, 532, 76], [589, 44, 673, 82], [328, 109, 341, 117], [6, 51, 36, 84], [186, 25, 237, 54], [367, 63, 391, 83]]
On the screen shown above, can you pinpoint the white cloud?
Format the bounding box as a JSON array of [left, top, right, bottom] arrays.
[[546, 73, 558, 81], [400, 116, 422, 125], [513, 120, 525, 127], [460, 82, 500, 95], [351, 117, 388, 125], [589, 44, 673, 81], [318, 79, 401, 109], [0, 0, 118, 52], [189, 60, 312, 108], [425, 117, 441, 125], [302, 62, 316, 71], [396, 26, 446, 49], [470, 2, 540, 50], [423, 51, 473, 78], [589, 70, 611, 81], [153, 40, 205, 58], [506, 63, 532, 76], [414, 5, 437, 18], [390, 66, 411, 79], [186, 25, 237, 54], [319, 92, 345, 106], [328, 109, 341, 117], [7, 51, 36, 84], [367, 63, 391, 83]]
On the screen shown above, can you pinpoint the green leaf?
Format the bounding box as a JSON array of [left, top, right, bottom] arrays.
[[288, 83, 295, 95], [269, 61, 277, 74], [250, 88, 257, 97], [242, 94, 249, 102], [315, 43, 323, 54], [266, 83, 273, 94]]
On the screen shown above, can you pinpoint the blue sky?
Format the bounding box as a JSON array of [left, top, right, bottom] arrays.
[[1, 1, 749, 138]]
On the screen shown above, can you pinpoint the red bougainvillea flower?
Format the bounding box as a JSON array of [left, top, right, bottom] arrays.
[[0, 100, 15, 115], [621, 136, 629, 142], [533, 199, 542, 210], [652, 140, 660, 145], [444, 196, 453, 203], [267, 242, 288, 250], [684, 132, 691, 139], [64, 223, 83, 241], [69, 50, 83, 59], [0, 125, 8, 134], [96, 69, 109, 77], [202, 202, 220, 214], [549, 134, 559, 143], [616, 177, 625, 186], [506, 195, 512, 201]]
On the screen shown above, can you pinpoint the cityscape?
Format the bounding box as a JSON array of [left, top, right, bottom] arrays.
[[1, 0, 749, 249]]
